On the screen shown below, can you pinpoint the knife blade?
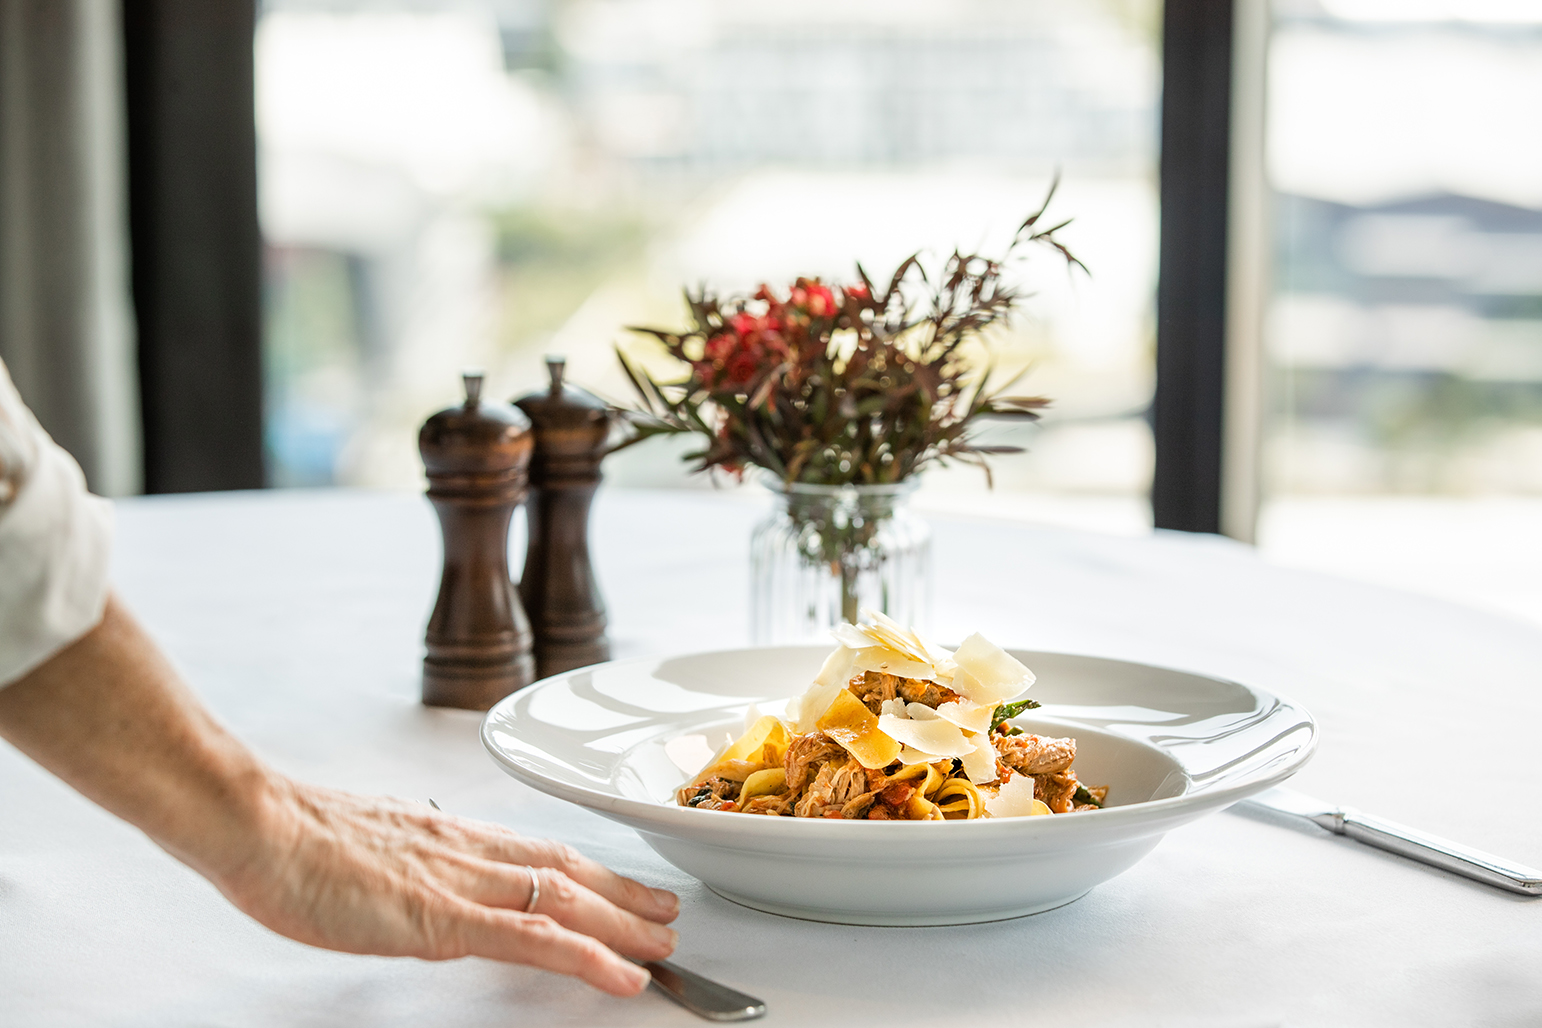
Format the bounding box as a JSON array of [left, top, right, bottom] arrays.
[[1244, 787, 1542, 897], [642, 959, 766, 1022]]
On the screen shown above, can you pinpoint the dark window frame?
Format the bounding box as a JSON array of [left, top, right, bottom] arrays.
[[122, 0, 264, 493], [1154, 0, 1236, 533]]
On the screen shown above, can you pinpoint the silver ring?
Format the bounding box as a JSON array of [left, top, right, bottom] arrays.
[[524, 866, 542, 914]]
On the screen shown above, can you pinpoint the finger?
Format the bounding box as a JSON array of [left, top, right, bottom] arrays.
[[483, 835, 680, 925], [455, 862, 677, 962], [446, 820, 678, 925], [453, 902, 653, 997], [416, 814, 679, 924]]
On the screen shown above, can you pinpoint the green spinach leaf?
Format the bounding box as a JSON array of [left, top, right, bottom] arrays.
[[989, 697, 1041, 732]]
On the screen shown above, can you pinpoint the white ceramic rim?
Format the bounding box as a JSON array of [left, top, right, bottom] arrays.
[[480, 646, 1319, 839]]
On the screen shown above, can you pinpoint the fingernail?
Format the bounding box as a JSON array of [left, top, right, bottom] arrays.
[[653, 888, 679, 915], [648, 923, 678, 948], [629, 965, 652, 990]]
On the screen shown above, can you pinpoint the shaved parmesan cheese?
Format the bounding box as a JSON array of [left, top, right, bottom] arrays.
[[877, 714, 974, 758], [984, 772, 1038, 818], [960, 730, 999, 784], [905, 702, 939, 721], [830, 615, 959, 683], [863, 609, 908, 634], [787, 644, 868, 733], [921, 641, 958, 681], [864, 611, 932, 663], [951, 634, 1035, 705], [864, 625, 916, 658], [897, 745, 935, 765], [850, 646, 935, 681], [935, 700, 992, 734], [880, 698, 908, 719], [814, 645, 859, 688], [830, 623, 879, 650], [787, 681, 841, 734]]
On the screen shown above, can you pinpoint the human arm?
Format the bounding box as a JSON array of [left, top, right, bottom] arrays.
[[0, 593, 678, 995], [0, 356, 675, 995]]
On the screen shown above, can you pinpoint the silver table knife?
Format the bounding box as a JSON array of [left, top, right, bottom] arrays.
[[1245, 787, 1542, 896], [642, 960, 766, 1022]]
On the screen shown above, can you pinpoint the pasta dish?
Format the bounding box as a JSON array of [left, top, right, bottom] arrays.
[[676, 614, 1106, 820]]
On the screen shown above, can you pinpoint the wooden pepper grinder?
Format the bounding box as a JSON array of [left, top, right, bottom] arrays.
[[514, 357, 612, 678], [418, 371, 536, 709]]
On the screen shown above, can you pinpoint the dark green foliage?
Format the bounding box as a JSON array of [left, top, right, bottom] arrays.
[[612, 183, 1085, 486]]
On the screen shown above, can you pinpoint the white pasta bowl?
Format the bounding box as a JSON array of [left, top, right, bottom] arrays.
[[481, 646, 1316, 926]]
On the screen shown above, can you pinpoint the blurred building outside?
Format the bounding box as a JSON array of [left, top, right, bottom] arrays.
[[256, 0, 1542, 628], [1260, 0, 1542, 626], [257, 0, 1162, 533]]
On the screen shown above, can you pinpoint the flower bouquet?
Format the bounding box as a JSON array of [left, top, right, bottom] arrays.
[[614, 187, 1083, 641]]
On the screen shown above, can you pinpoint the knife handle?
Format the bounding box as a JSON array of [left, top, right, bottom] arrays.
[[1328, 808, 1542, 897]]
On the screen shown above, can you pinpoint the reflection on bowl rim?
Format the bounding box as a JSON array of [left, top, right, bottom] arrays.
[[481, 645, 1318, 836]]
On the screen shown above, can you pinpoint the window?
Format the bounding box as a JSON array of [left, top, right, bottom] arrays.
[[1259, 0, 1542, 622], [257, 0, 1162, 533]]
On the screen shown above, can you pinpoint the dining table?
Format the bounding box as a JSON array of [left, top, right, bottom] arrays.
[[3, 485, 1540, 1027]]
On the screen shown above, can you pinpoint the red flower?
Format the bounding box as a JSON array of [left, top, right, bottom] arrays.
[[717, 307, 790, 370], [787, 279, 837, 319], [725, 349, 760, 387], [844, 282, 869, 299], [762, 330, 790, 359], [704, 333, 735, 363], [805, 284, 836, 318], [729, 312, 758, 338]]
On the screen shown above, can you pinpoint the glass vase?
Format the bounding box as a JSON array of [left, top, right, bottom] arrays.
[[749, 480, 931, 645]]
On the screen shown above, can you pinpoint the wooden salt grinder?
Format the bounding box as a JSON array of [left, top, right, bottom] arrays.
[[419, 372, 536, 709], [514, 357, 612, 678]]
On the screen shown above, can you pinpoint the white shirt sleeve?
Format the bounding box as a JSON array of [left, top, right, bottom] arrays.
[[0, 359, 114, 687]]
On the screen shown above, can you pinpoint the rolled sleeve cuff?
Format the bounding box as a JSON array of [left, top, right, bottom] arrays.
[[0, 437, 113, 687]]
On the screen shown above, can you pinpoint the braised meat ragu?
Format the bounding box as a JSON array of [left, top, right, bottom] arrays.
[[994, 732, 1076, 775], [783, 732, 846, 793], [851, 670, 961, 713], [673, 615, 1106, 820], [678, 776, 740, 811]]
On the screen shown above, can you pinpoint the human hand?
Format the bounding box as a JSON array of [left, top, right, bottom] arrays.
[[214, 779, 679, 996], [0, 597, 678, 995]]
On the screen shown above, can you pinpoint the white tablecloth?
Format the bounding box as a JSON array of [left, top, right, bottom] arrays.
[[3, 488, 1540, 1026]]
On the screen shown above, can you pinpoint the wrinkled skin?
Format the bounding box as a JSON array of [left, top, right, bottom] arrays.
[[0, 595, 678, 997]]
